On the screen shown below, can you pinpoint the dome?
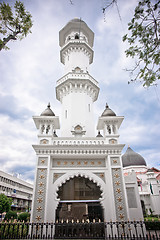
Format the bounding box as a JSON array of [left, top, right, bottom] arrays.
[[122, 147, 147, 167], [40, 103, 55, 116], [70, 18, 85, 23], [101, 103, 116, 117]]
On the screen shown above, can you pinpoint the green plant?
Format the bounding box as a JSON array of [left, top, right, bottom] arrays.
[[4, 210, 17, 221], [0, 193, 12, 214], [144, 219, 160, 230], [149, 208, 155, 217], [18, 212, 30, 222]]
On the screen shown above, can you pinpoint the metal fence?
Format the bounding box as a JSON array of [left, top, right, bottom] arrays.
[[0, 220, 160, 239]]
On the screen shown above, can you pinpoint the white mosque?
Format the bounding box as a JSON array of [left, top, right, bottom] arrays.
[[122, 147, 160, 217], [31, 18, 148, 225]]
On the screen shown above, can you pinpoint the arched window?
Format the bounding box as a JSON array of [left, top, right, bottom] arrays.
[[75, 34, 79, 39]]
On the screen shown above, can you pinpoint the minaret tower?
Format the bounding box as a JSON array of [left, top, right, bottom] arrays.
[[31, 19, 144, 231], [56, 18, 99, 137]]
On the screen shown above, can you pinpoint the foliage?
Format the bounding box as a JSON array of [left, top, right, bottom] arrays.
[[123, 0, 160, 87], [149, 208, 155, 216], [0, 194, 12, 214], [144, 216, 159, 221], [18, 212, 30, 222], [144, 219, 160, 230], [4, 210, 17, 221], [0, 1, 33, 51]]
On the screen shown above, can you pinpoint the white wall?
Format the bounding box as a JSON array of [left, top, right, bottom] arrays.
[[61, 92, 95, 137], [64, 50, 90, 74], [124, 172, 144, 220]]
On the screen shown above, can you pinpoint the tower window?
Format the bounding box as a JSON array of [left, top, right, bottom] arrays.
[[75, 34, 79, 39], [88, 104, 90, 112], [65, 110, 67, 119]]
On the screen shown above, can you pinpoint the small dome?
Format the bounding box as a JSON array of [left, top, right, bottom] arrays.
[[70, 18, 85, 23], [122, 147, 147, 167], [101, 103, 116, 117], [96, 131, 103, 137], [40, 103, 55, 116]]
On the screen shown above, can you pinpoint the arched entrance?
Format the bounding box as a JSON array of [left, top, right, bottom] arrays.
[[55, 176, 104, 222]]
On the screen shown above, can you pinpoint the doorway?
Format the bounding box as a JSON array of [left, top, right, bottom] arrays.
[[56, 176, 104, 222]]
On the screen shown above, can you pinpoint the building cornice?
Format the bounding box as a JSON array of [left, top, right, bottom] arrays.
[[56, 72, 99, 102], [32, 143, 125, 156]]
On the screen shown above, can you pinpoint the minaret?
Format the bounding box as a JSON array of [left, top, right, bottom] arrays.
[[31, 19, 144, 228], [56, 18, 99, 137]]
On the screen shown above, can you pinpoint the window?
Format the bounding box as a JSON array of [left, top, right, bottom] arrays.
[[88, 104, 90, 112], [65, 110, 67, 119], [75, 34, 79, 39]]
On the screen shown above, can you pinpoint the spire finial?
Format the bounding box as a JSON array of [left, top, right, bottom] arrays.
[[106, 103, 109, 108], [47, 102, 51, 108]]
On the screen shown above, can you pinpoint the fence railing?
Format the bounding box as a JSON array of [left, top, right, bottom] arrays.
[[0, 220, 160, 239]]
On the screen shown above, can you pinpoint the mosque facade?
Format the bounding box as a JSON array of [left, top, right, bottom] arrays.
[[31, 19, 144, 224]]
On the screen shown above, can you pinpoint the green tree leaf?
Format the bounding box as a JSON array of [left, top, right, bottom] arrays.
[[123, 0, 160, 87], [0, 1, 33, 51], [0, 193, 12, 214]]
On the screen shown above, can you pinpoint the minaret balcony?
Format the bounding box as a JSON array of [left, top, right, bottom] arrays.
[[56, 72, 99, 102], [57, 72, 98, 87], [60, 41, 93, 64]]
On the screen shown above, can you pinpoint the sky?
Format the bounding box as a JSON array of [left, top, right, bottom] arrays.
[[0, 0, 160, 183]]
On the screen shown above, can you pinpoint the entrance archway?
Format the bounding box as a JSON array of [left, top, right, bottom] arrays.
[[56, 176, 104, 222]]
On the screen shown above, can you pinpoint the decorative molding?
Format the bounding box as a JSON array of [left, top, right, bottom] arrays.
[[53, 173, 65, 182], [110, 157, 120, 166], [94, 172, 105, 182], [111, 168, 128, 221], [53, 140, 105, 145], [32, 168, 47, 223], [56, 77, 99, 102], [40, 139, 49, 144], [52, 158, 105, 168], [38, 157, 48, 166], [35, 148, 121, 155]]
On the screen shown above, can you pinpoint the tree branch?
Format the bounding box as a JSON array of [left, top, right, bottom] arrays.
[[0, 30, 20, 51]]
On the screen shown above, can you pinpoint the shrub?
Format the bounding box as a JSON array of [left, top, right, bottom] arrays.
[[144, 220, 160, 230], [18, 212, 30, 222], [4, 210, 17, 221]]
